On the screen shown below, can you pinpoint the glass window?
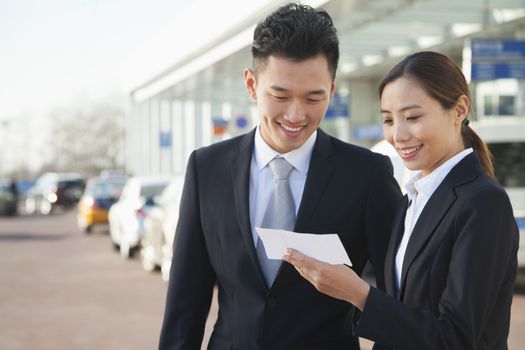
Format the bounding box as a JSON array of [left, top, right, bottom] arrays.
[[498, 95, 515, 116], [483, 95, 494, 116], [489, 142, 525, 187]]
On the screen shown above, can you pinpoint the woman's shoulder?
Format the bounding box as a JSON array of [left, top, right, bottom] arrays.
[[454, 173, 513, 218]]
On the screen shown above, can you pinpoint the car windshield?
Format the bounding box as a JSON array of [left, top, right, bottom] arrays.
[[140, 184, 167, 199], [92, 181, 126, 198], [57, 179, 84, 189]]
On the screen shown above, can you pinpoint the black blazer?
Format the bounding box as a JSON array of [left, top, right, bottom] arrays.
[[355, 153, 519, 350], [159, 129, 402, 350]]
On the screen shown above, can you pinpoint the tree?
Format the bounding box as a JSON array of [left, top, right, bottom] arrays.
[[46, 98, 125, 176]]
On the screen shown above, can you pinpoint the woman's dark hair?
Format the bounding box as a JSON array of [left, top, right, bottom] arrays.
[[251, 2, 339, 78], [379, 51, 494, 178]]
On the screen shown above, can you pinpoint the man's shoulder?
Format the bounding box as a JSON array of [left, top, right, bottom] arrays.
[[324, 133, 386, 165], [193, 131, 253, 162]]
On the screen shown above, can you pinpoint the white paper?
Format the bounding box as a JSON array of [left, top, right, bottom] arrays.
[[255, 227, 352, 266]]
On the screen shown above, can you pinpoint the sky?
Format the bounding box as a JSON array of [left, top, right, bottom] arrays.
[[0, 0, 188, 120]]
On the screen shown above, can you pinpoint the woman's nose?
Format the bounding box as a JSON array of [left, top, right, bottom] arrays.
[[392, 122, 410, 143]]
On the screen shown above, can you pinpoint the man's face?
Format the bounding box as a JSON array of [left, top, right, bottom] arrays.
[[244, 55, 335, 153]]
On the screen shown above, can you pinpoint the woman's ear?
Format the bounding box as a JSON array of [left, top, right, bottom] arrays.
[[455, 95, 470, 123], [244, 68, 257, 101]]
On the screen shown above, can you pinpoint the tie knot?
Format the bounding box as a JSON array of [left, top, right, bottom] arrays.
[[269, 157, 294, 180]]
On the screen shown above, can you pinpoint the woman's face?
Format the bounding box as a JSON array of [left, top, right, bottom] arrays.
[[381, 77, 468, 177]]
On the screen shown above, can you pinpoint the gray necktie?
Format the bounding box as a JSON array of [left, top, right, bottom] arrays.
[[256, 157, 296, 287]]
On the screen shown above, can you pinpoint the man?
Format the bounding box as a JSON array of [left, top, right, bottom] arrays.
[[159, 3, 402, 350]]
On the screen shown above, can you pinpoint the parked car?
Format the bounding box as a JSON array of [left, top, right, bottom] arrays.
[[371, 140, 416, 193], [108, 176, 171, 258], [140, 175, 185, 280], [77, 174, 127, 233], [24, 173, 85, 215], [0, 179, 18, 216]]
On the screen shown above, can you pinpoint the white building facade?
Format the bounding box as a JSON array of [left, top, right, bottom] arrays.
[[122, 0, 525, 177]]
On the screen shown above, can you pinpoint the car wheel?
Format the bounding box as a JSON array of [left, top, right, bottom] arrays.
[[161, 243, 172, 282], [77, 216, 92, 234], [109, 221, 120, 249], [120, 240, 132, 259], [39, 200, 52, 215], [140, 241, 157, 272], [25, 198, 36, 215]]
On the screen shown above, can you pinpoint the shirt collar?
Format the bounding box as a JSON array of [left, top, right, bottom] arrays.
[[254, 125, 317, 176], [404, 148, 473, 200]]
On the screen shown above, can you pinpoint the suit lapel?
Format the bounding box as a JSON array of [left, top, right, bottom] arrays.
[[398, 153, 483, 298], [384, 196, 409, 296], [294, 129, 335, 232], [230, 129, 268, 289], [398, 184, 456, 298], [272, 129, 334, 293]]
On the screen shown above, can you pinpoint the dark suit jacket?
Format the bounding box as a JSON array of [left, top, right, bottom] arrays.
[[159, 128, 402, 350], [355, 153, 519, 350]]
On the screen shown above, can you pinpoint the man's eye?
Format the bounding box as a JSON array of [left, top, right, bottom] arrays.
[[273, 95, 287, 101], [382, 118, 393, 125], [306, 99, 321, 103]]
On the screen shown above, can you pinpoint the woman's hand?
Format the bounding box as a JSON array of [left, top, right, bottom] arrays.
[[282, 248, 370, 311]]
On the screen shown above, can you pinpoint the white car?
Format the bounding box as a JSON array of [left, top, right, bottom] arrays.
[[371, 140, 416, 194], [108, 176, 171, 258], [140, 176, 185, 281]]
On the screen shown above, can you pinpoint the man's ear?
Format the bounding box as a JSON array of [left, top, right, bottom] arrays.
[[330, 81, 336, 100], [244, 68, 257, 101]]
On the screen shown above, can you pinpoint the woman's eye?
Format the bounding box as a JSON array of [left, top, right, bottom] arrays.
[[407, 115, 421, 121]]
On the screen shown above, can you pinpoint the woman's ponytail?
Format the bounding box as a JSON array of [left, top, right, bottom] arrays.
[[461, 120, 495, 179]]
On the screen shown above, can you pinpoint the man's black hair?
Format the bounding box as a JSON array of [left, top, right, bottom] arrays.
[[251, 2, 339, 78]]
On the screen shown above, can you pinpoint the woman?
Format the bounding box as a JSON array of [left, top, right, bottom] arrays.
[[283, 51, 519, 350]]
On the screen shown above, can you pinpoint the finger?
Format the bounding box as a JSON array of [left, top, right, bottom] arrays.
[[287, 248, 324, 272], [282, 248, 303, 266]]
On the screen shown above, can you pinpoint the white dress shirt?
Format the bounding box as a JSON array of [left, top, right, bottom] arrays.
[[395, 148, 473, 291], [249, 126, 317, 246]]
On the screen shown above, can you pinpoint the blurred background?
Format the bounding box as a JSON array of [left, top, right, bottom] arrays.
[[1, 0, 525, 349]]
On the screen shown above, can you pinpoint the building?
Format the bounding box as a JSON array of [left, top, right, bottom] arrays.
[[122, 0, 525, 177]]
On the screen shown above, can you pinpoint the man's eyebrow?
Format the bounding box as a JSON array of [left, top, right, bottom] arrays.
[[269, 85, 327, 95], [308, 89, 327, 95], [269, 85, 288, 92], [380, 104, 422, 114]]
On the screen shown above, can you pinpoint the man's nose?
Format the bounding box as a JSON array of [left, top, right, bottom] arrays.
[[283, 100, 305, 123]]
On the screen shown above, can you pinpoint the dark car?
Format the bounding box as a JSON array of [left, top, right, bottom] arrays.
[[0, 179, 18, 216], [24, 173, 85, 215]]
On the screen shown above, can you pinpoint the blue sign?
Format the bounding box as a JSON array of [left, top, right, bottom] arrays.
[[471, 40, 525, 60], [326, 93, 350, 119], [472, 62, 525, 80], [471, 40, 525, 81], [159, 131, 172, 148], [235, 115, 248, 128], [352, 124, 383, 141], [517, 217, 525, 230]]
